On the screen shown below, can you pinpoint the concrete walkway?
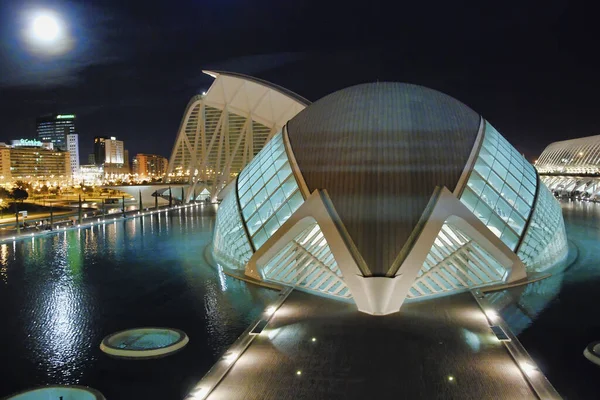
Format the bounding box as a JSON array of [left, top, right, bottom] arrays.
[[206, 291, 539, 400]]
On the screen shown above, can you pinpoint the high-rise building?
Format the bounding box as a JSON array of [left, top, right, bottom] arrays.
[[94, 136, 108, 166], [66, 134, 80, 178], [95, 136, 128, 177], [124, 149, 130, 173], [133, 154, 168, 177], [88, 153, 96, 165], [36, 114, 76, 151]]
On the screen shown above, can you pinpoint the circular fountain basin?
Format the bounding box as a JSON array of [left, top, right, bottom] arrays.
[[584, 341, 600, 366], [5, 385, 105, 400], [100, 327, 189, 359]]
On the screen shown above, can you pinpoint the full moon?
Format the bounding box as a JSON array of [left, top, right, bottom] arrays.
[[32, 14, 60, 41], [23, 9, 72, 55]]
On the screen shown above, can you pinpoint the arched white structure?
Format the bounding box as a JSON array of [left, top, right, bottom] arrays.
[[211, 82, 569, 315], [536, 135, 600, 203], [536, 134, 600, 175], [167, 71, 309, 201]]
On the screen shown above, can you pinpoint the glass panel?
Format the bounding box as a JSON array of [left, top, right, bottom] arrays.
[[242, 199, 257, 220], [253, 229, 269, 249], [257, 198, 275, 222], [481, 185, 499, 209], [474, 158, 492, 180], [479, 147, 495, 168], [460, 187, 479, 211], [287, 191, 304, 213], [265, 175, 280, 196], [253, 187, 269, 209], [487, 170, 504, 193], [501, 228, 518, 250], [275, 203, 293, 225], [474, 201, 492, 224], [508, 210, 525, 234], [494, 197, 512, 222], [486, 214, 504, 237], [263, 215, 280, 237], [499, 183, 517, 206], [269, 188, 286, 211], [247, 212, 263, 236], [281, 176, 298, 198]]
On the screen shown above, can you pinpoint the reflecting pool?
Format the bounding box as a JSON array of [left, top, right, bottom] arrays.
[[493, 200, 600, 399], [0, 205, 279, 399]]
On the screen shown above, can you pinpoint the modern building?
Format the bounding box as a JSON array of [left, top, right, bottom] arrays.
[[5, 144, 70, 181], [132, 153, 168, 177], [0, 145, 10, 180], [167, 70, 309, 201], [79, 164, 104, 186], [94, 137, 108, 166], [94, 136, 128, 177], [534, 135, 600, 200], [211, 80, 568, 315], [36, 114, 76, 151], [66, 133, 80, 179], [88, 153, 96, 165]]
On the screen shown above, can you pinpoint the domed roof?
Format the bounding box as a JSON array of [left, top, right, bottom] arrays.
[[286, 82, 481, 276]]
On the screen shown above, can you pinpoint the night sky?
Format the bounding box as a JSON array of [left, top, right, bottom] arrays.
[[0, 0, 598, 162]]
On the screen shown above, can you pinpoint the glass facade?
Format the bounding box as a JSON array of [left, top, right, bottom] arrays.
[[460, 121, 537, 251], [408, 223, 508, 299], [516, 184, 568, 272], [212, 189, 253, 270], [261, 223, 351, 299], [237, 132, 303, 250]]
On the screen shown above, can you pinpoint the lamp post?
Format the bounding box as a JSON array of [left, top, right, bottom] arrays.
[[78, 194, 82, 224], [14, 201, 19, 234]]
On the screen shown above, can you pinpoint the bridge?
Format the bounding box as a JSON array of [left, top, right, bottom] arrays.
[[105, 184, 211, 207]]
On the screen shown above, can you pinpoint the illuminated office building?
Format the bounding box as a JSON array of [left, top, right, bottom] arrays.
[[36, 114, 76, 151]]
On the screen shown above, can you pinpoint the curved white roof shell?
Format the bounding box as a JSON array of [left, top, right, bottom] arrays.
[[167, 71, 309, 199], [536, 134, 600, 175]]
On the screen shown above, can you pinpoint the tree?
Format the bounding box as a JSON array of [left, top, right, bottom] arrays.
[[11, 187, 28, 202], [14, 180, 32, 191]]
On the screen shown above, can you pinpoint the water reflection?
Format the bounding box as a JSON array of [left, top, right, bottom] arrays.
[[0, 206, 278, 398]]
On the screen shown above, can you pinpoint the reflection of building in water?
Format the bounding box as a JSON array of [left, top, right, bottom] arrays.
[[212, 79, 569, 315], [486, 274, 565, 336]]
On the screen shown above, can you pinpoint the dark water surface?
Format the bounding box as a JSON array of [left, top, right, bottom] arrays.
[[496, 200, 600, 399], [0, 205, 278, 399]]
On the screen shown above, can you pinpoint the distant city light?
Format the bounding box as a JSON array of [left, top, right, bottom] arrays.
[[296, 370, 302, 376], [447, 375, 455, 382]]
